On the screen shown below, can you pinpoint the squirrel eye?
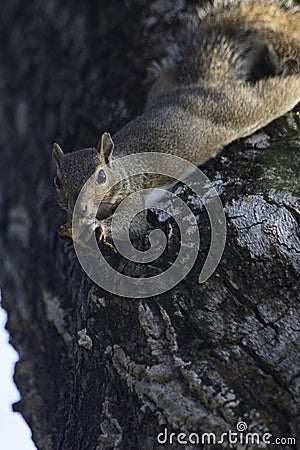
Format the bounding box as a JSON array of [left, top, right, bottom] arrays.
[[54, 176, 63, 189], [97, 169, 106, 184]]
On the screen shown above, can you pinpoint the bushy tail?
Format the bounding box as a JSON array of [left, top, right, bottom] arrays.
[[164, 0, 300, 84]]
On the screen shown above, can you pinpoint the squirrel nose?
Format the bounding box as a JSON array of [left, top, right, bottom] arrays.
[[73, 201, 88, 215], [79, 204, 88, 214]]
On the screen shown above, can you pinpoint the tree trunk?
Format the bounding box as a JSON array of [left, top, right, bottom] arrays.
[[0, 1, 299, 449]]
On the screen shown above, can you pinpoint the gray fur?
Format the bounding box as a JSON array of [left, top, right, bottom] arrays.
[[53, 0, 300, 237]]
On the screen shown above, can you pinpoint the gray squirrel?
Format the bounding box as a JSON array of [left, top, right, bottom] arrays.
[[53, 0, 300, 246]]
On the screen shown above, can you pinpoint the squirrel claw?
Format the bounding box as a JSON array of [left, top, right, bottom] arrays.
[[98, 226, 117, 253], [58, 221, 73, 239], [58, 218, 117, 253]]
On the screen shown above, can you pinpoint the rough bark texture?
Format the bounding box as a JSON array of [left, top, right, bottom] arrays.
[[0, 1, 299, 449]]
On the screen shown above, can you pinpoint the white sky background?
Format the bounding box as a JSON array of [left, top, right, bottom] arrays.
[[0, 305, 37, 450]]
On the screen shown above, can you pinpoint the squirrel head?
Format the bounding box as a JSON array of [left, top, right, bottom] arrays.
[[52, 132, 114, 218]]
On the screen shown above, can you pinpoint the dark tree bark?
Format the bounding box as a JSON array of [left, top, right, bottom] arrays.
[[0, 1, 299, 449]]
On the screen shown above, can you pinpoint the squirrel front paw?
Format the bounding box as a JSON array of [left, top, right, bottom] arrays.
[[97, 223, 116, 253], [58, 220, 73, 239], [58, 217, 117, 253]]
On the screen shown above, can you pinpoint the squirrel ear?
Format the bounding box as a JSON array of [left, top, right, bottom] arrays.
[[97, 132, 114, 164], [52, 143, 64, 166]]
